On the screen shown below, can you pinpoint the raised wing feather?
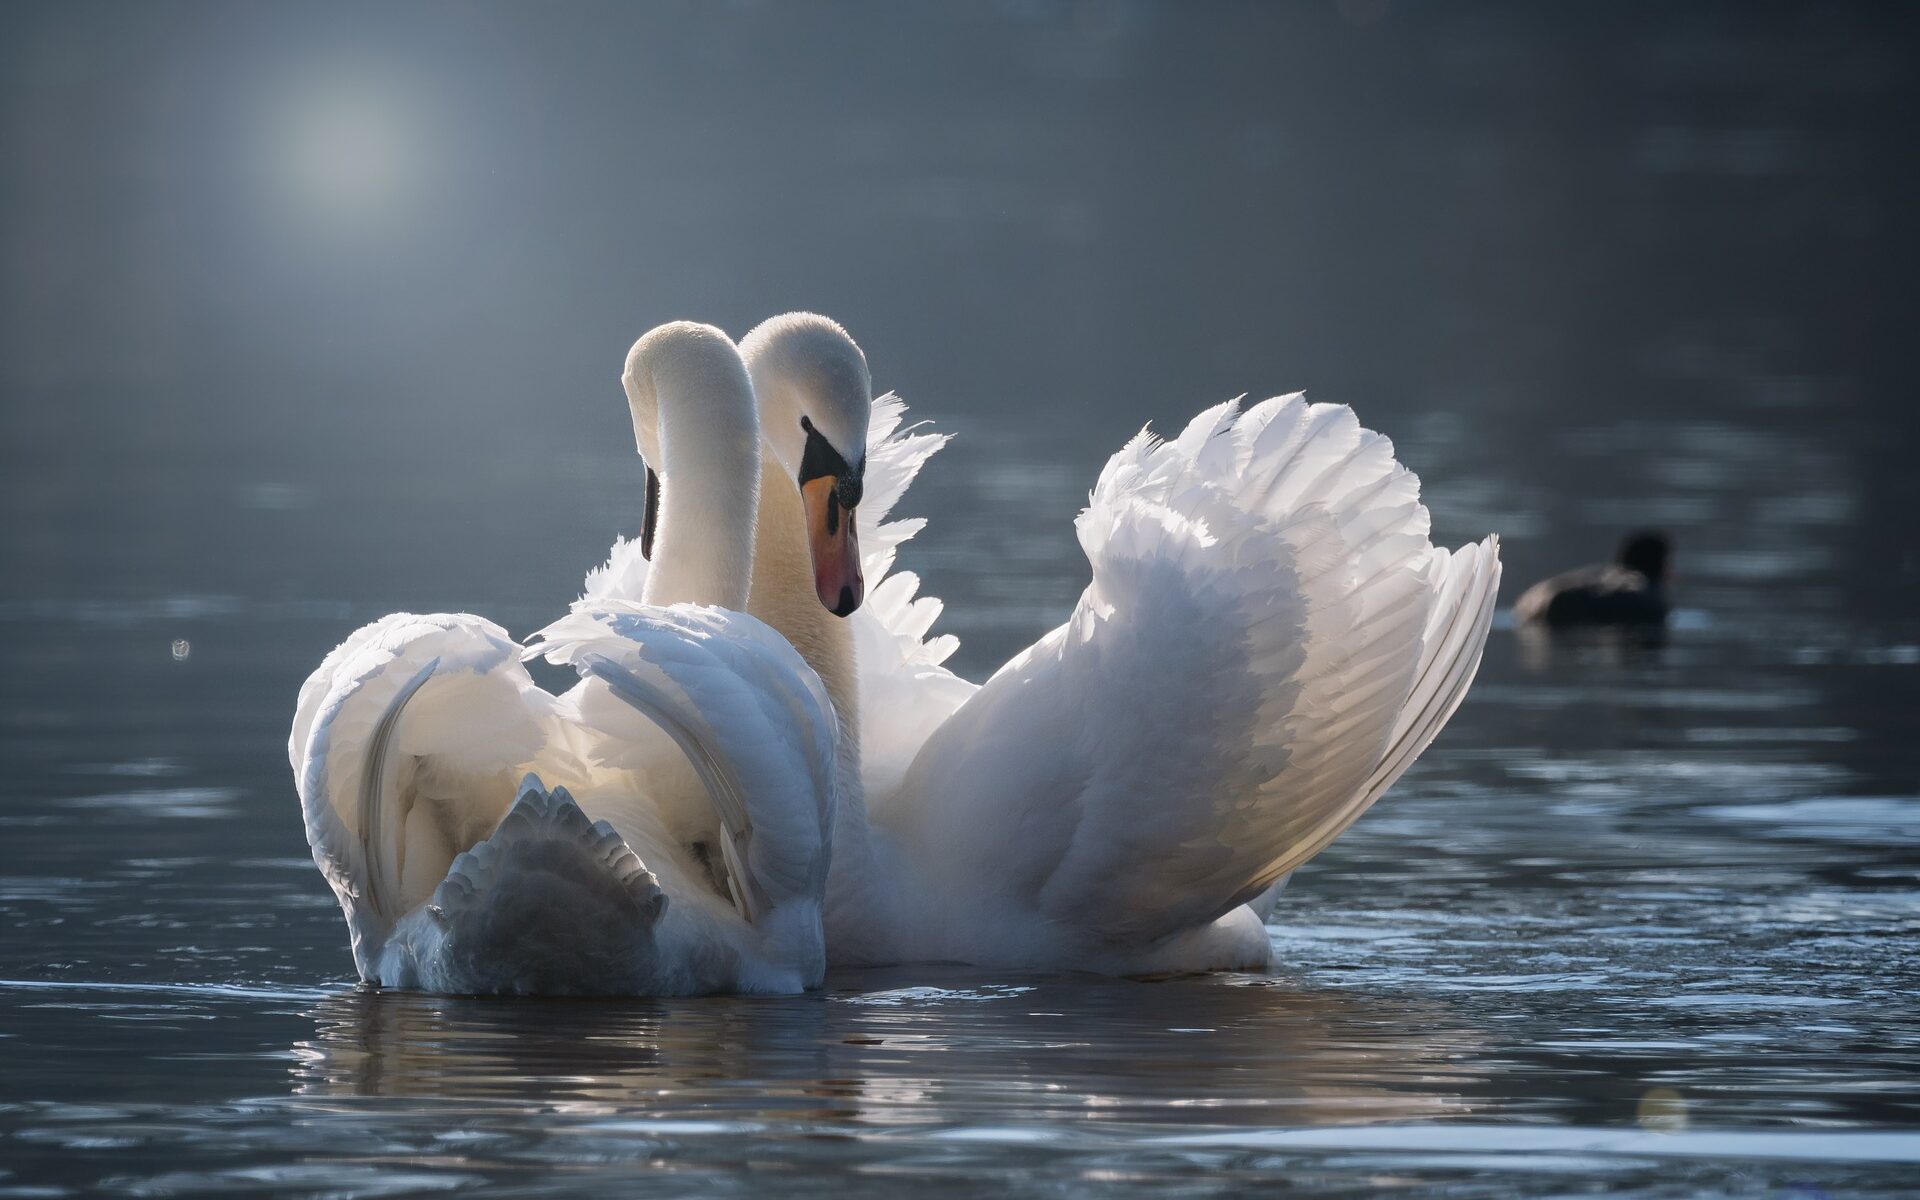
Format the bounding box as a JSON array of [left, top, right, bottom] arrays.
[[581, 534, 652, 606], [848, 393, 978, 797], [531, 602, 839, 910], [295, 612, 554, 974], [891, 396, 1500, 949]]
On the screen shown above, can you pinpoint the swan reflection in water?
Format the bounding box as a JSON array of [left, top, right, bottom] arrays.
[[289, 969, 1486, 1132]]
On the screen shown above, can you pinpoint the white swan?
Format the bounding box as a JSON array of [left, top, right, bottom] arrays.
[[586, 313, 1501, 975], [289, 322, 839, 995]]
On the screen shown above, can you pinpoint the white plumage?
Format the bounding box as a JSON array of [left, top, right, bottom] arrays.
[[298, 310, 1499, 988], [289, 323, 841, 996], [706, 323, 1501, 975], [290, 604, 838, 995]]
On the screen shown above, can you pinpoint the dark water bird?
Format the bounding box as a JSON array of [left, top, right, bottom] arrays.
[[1513, 531, 1671, 628]]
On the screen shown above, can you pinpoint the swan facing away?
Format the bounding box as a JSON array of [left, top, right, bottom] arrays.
[[583, 313, 1503, 976], [290, 323, 839, 995]]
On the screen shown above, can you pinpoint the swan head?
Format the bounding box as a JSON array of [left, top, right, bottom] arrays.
[[740, 313, 872, 618]]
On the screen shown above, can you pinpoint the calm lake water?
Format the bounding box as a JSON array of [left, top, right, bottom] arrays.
[[2, 412, 1916, 1195], [3, 2, 1918, 1196]]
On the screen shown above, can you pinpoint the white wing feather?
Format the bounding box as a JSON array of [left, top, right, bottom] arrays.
[[296, 612, 554, 974], [295, 603, 841, 993], [847, 393, 978, 797], [580, 534, 652, 606], [530, 602, 839, 914], [887, 395, 1500, 953]]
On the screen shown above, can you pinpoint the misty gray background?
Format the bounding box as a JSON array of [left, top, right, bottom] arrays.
[[4, 0, 1915, 661]]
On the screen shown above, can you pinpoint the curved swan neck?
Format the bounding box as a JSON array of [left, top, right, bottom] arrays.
[[738, 313, 881, 958], [746, 427, 878, 959], [737, 312, 869, 727], [747, 449, 860, 729], [622, 323, 761, 611]]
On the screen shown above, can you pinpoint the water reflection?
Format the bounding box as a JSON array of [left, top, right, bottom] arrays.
[[291, 971, 1485, 1129], [1514, 621, 1670, 672]]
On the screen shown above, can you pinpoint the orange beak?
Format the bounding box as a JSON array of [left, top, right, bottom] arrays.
[[801, 476, 864, 616]]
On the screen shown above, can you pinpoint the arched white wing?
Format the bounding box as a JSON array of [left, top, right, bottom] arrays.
[[887, 395, 1500, 950], [295, 613, 555, 974]]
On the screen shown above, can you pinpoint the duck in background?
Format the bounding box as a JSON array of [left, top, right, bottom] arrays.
[[1513, 530, 1671, 629]]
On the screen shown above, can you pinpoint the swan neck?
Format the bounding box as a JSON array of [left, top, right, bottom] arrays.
[[746, 452, 871, 909], [628, 331, 761, 611], [749, 451, 860, 724]]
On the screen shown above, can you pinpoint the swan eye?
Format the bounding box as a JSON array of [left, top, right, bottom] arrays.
[[798, 415, 862, 508]]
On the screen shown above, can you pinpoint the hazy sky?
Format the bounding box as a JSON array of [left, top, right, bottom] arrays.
[[5, 1, 1907, 442], [2, 1, 1914, 618]]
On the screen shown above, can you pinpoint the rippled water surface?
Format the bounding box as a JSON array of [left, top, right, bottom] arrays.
[[4, 2, 1919, 1195], [3, 411, 1916, 1194]]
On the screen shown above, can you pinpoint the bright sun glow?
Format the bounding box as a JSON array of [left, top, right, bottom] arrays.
[[266, 69, 424, 231]]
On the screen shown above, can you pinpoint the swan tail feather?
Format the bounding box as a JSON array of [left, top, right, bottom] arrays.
[[380, 775, 668, 995]]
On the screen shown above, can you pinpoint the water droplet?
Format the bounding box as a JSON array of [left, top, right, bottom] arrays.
[[171, 639, 191, 662]]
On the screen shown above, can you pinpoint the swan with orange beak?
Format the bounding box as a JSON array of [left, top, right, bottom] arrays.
[[740, 314, 873, 619], [795, 416, 866, 617], [710, 314, 1503, 975]]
